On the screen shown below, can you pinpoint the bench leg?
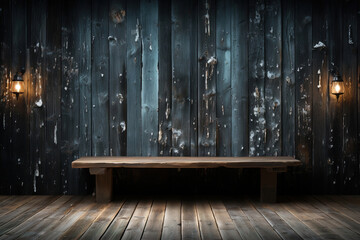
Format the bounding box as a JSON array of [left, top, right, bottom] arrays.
[[260, 169, 277, 203], [95, 168, 113, 203]]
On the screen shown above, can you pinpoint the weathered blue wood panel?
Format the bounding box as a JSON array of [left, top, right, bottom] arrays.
[[216, 0, 231, 157], [231, 0, 248, 157], [281, 0, 295, 158], [249, 0, 265, 156], [198, 0, 216, 157], [91, 0, 110, 157], [140, 0, 159, 157], [158, 0, 172, 156], [171, 0, 191, 156], [264, 0, 281, 156], [126, 0, 142, 156], [109, 0, 127, 157]]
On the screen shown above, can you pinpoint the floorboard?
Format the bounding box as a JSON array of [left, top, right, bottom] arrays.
[[0, 195, 359, 239]]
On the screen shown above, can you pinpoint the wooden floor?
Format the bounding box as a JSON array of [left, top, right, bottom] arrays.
[[0, 195, 360, 239]]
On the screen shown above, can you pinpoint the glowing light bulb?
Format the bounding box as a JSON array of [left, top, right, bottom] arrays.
[[15, 83, 21, 92], [335, 84, 340, 93]]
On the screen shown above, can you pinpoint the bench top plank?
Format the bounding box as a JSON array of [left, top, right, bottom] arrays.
[[72, 156, 301, 169]]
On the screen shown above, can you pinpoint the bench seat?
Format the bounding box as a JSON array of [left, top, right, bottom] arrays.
[[72, 156, 301, 203]]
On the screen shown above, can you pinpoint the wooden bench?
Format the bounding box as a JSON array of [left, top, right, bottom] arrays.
[[72, 156, 301, 203]]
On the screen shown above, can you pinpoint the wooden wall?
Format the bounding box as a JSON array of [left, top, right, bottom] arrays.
[[0, 0, 359, 194]]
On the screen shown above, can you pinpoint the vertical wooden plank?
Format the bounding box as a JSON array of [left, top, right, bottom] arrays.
[[358, 0, 360, 194], [126, 0, 142, 156], [196, 200, 222, 239], [0, 0, 12, 194], [231, 0, 248, 157], [61, 0, 76, 194], [295, 0, 312, 168], [342, 0, 358, 193], [158, 0, 172, 156], [190, 0, 198, 157], [109, 0, 127, 157], [281, 0, 295, 158], [216, 0, 231, 157], [181, 200, 201, 240], [312, 0, 329, 193], [198, 0, 216, 157], [92, 0, 109, 157], [171, 0, 191, 156], [45, 0, 62, 194], [29, 0, 47, 194], [140, 0, 159, 157], [78, 0, 92, 188], [11, 0, 28, 194], [61, 0, 90, 194], [326, 0, 343, 193], [264, 0, 281, 156], [248, 0, 265, 156], [161, 200, 181, 240]]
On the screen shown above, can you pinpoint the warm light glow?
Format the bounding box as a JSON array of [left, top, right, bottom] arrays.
[[11, 80, 25, 94], [15, 83, 21, 92], [334, 83, 341, 93]]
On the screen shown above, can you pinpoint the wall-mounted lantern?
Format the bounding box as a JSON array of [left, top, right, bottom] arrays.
[[11, 69, 25, 100], [330, 69, 344, 102]]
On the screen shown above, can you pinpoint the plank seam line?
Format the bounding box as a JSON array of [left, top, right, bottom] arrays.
[[138, 199, 154, 240]]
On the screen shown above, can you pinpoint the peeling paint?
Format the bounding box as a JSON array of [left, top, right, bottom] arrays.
[[35, 99, 43, 107], [348, 25, 354, 45], [205, 1, 210, 36], [120, 121, 126, 132], [313, 41, 326, 49], [54, 122, 58, 145]]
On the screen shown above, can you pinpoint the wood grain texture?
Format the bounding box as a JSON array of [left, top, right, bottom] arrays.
[[216, 0, 231, 157], [141, 0, 159, 157], [210, 200, 242, 240], [126, 0, 142, 156], [109, 0, 127, 157], [101, 198, 138, 239], [341, 0, 358, 193], [181, 200, 201, 240], [45, 0, 62, 194], [326, 0, 343, 193], [161, 199, 181, 240], [189, 0, 198, 157], [72, 156, 301, 169], [171, 0, 191, 157], [0, 0, 13, 194], [121, 199, 152, 240], [158, 0, 172, 156], [196, 199, 222, 240], [0, 0, 359, 195], [10, 0, 28, 194], [295, 0, 312, 168], [281, 0, 295, 158], [78, 0, 92, 194], [248, 0, 266, 157], [231, 0, 248, 157], [312, 0, 329, 193], [264, 0, 281, 156], [1, 195, 360, 239], [198, 0, 217, 157], [91, 0, 109, 157]]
